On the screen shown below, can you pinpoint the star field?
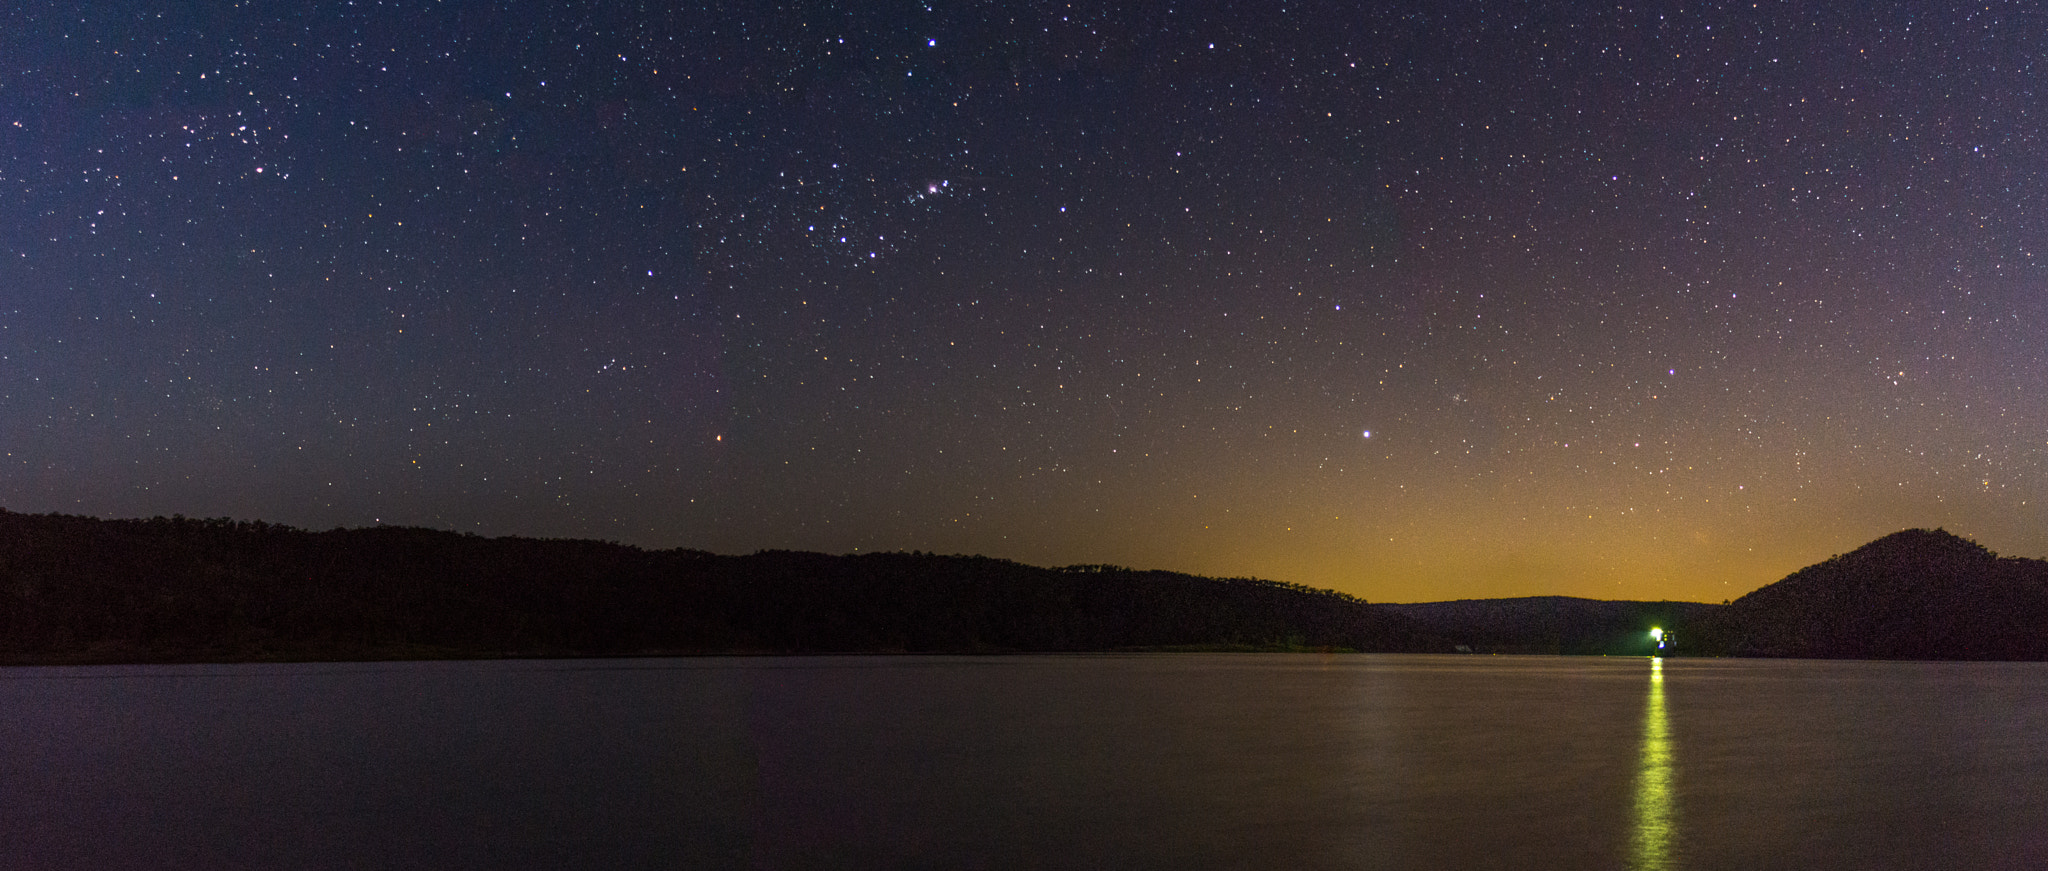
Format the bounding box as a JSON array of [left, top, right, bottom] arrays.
[[3, 0, 2043, 601]]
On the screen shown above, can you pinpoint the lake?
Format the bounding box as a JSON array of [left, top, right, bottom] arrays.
[[2, 654, 2042, 869]]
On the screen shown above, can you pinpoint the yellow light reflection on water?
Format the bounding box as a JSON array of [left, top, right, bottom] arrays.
[[1630, 657, 1675, 870]]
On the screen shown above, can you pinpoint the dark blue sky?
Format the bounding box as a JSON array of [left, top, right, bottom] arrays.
[[5, 0, 2043, 600]]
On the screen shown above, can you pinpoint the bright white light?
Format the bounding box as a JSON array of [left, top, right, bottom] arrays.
[[1362, 430, 1372, 439]]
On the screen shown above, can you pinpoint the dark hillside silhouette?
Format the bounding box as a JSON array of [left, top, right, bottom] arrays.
[[8, 511, 2037, 663], [1687, 528, 2048, 660], [0, 509, 1443, 663]]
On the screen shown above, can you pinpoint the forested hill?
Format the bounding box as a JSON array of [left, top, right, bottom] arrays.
[[0, 510, 1445, 664], [1687, 529, 2048, 660]]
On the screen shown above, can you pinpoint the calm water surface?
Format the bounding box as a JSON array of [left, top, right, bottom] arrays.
[[2, 654, 2043, 869]]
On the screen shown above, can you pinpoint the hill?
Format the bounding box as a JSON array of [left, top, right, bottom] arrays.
[[1687, 528, 2048, 660], [1381, 597, 1722, 656], [12, 511, 2033, 664], [0, 509, 1444, 663]]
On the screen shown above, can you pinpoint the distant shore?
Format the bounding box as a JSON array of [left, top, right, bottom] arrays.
[[2, 511, 2041, 664]]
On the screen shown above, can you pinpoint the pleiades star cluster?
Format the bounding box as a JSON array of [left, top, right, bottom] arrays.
[[3, 0, 2041, 601]]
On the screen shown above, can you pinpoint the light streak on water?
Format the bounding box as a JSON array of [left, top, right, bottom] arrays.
[[1631, 657, 1676, 870]]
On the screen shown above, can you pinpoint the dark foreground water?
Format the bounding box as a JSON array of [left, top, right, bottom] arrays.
[[2, 654, 2043, 870]]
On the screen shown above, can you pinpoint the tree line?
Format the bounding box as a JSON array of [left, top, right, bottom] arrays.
[[0, 509, 1442, 663]]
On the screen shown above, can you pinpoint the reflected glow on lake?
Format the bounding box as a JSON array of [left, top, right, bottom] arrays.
[[1631, 657, 1674, 870]]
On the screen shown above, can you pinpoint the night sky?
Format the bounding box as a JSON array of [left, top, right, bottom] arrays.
[[5, 1, 2043, 603]]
